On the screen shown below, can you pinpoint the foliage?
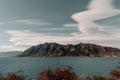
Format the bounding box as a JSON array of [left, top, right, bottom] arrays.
[[0, 70, 25, 80], [110, 62, 120, 80], [36, 66, 81, 80]]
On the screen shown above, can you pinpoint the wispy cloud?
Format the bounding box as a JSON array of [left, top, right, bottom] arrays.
[[2, 0, 120, 51], [63, 23, 77, 27], [0, 19, 52, 26], [5, 30, 120, 50], [71, 0, 120, 33], [0, 45, 26, 51], [15, 19, 52, 26], [0, 45, 12, 49]]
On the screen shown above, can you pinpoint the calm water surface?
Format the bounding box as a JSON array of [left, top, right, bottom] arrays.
[[0, 57, 119, 79]]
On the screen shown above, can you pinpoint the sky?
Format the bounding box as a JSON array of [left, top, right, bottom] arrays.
[[0, 0, 120, 52]]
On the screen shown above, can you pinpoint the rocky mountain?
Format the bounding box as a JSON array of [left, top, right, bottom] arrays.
[[20, 43, 120, 57]]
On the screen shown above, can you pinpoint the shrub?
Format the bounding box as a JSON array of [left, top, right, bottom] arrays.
[[110, 62, 120, 79], [5, 73, 25, 80], [36, 68, 53, 80], [110, 70, 120, 79], [0, 71, 25, 80], [36, 66, 81, 80]]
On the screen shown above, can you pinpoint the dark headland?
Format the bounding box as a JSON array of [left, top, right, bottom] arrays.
[[19, 43, 120, 57]]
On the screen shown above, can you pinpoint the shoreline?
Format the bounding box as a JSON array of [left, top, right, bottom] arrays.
[[19, 55, 120, 58]]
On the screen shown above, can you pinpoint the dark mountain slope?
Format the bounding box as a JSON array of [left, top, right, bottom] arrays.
[[20, 43, 120, 57]]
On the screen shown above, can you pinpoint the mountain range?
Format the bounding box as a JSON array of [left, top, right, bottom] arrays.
[[19, 43, 120, 57]]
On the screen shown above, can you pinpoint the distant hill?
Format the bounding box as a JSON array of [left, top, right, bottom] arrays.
[[19, 43, 120, 57], [0, 51, 22, 57]]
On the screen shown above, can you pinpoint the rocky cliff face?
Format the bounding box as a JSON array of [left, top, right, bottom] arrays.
[[20, 43, 120, 57]]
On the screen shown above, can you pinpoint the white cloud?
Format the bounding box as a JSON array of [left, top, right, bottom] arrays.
[[0, 45, 12, 49], [2, 0, 120, 51], [63, 23, 77, 27], [0, 45, 26, 51], [5, 30, 120, 50], [0, 19, 52, 26], [71, 0, 120, 33], [15, 19, 52, 26]]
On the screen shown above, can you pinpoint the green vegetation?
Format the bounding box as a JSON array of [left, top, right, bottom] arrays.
[[0, 63, 120, 80]]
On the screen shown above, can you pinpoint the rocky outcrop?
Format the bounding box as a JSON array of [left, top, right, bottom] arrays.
[[20, 43, 120, 57]]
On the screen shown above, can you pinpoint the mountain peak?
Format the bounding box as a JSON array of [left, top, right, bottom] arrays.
[[19, 43, 120, 57]]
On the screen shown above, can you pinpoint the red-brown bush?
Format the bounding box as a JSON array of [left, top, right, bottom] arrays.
[[110, 70, 120, 79], [36, 67, 80, 80]]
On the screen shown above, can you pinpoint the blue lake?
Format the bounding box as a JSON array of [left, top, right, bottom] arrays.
[[0, 57, 119, 79]]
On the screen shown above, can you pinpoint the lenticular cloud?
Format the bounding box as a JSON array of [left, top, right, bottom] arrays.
[[71, 0, 120, 33]]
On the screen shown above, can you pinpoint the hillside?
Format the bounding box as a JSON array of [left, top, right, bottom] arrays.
[[19, 43, 120, 57]]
